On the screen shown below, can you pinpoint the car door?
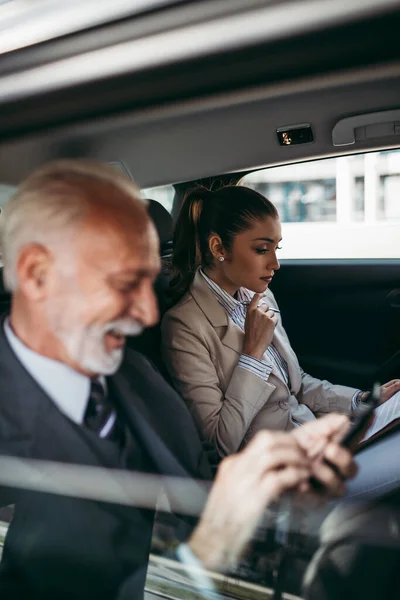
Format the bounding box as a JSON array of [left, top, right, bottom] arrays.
[[240, 151, 400, 391], [272, 259, 400, 389]]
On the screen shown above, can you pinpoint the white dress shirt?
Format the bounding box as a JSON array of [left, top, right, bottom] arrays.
[[4, 318, 104, 425]]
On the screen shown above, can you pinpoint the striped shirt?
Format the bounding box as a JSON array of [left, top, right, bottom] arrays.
[[200, 269, 290, 386], [200, 270, 361, 414]]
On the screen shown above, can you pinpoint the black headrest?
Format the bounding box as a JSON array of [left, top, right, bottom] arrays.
[[146, 199, 173, 248], [0, 267, 7, 294]]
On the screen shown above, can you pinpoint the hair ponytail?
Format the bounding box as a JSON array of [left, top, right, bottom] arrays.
[[169, 184, 278, 304], [169, 186, 212, 303]]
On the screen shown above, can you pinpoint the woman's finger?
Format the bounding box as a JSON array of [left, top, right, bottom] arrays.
[[258, 304, 270, 313], [381, 380, 400, 402], [383, 379, 400, 388], [248, 293, 263, 311]]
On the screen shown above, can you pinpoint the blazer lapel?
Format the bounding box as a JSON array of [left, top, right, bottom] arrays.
[[190, 270, 244, 355], [217, 319, 246, 355], [272, 325, 302, 392], [189, 272, 300, 387]]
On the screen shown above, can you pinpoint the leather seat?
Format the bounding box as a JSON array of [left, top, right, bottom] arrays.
[[126, 200, 173, 376], [147, 199, 173, 260], [0, 267, 11, 316]]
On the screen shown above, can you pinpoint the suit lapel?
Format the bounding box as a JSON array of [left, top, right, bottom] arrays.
[[0, 321, 118, 469], [272, 324, 301, 392], [0, 323, 147, 523], [108, 368, 209, 514], [0, 319, 206, 521], [109, 369, 192, 479]]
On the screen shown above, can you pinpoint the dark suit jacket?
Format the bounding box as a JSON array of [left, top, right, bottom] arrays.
[[0, 319, 211, 600]]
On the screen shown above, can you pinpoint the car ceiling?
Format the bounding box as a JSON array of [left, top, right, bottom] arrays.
[[1, 65, 400, 189], [0, 0, 400, 188]]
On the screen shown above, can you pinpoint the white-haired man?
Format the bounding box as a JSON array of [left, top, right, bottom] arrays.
[[0, 161, 356, 600]]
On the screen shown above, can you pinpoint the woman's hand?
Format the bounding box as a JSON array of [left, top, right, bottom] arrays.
[[380, 379, 400, 404], [242, 293, 278, 360], [361, 380, 400, 405]]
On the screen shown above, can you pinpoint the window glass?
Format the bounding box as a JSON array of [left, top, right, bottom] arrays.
[[142, 185, 175, 214], [242, 149, 400, 259], [0, 184, 16, 210], [0, 181, 176, 216], [0, 185, 16, 265]]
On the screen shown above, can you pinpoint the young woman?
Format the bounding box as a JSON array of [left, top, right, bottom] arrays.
[[161, 185, 400, 458]]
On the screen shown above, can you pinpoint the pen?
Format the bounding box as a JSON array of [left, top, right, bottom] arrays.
[[241, 300, 280, 314]]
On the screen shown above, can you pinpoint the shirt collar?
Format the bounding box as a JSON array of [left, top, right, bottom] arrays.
[[4, 318, 99, 425], [199, 269, 252, 318]]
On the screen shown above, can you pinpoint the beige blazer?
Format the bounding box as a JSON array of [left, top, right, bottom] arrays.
[[161, 271, 357, 457]]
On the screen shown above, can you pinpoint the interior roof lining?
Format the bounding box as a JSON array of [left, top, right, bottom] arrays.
[[0, 64, 400, 188]]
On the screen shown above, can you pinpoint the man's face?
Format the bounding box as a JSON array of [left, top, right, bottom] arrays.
[[44, 199, 160, 376]]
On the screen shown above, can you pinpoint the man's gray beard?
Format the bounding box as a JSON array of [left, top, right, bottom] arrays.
[[61, 323, 125, 375], [45, 301, 143, 375]]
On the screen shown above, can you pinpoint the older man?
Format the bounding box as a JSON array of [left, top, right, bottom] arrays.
[[0, 160, 355, 600]]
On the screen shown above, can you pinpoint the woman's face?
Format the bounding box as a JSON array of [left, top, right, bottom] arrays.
[[221, 216, 282, 294]]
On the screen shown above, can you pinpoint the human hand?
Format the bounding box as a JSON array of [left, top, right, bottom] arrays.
[[379, 379, 400, 404], [292, 414, 358, 498], [243, 293, 278, 360], [188, 431, 310, 571]]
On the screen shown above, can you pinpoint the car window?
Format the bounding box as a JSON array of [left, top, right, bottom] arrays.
[[0, 184, 15, 209], [0, 185, 16, 266], [142, 184, 175, 214], [0, 459, 307, 600], [241, 149, 400, 259], [0, 183, 175, 215]]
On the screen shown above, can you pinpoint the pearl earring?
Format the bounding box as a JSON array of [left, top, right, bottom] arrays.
[[218, 256, 224, 262]]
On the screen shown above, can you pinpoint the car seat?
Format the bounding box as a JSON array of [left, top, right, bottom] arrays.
[[126, 200, 174, 376]]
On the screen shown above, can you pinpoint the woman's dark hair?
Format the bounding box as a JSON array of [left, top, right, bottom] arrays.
[[169, 185, 278, 302]]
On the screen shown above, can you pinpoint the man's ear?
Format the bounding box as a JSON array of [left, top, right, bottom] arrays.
[[208, 234, 225, 261], [16, 244, 53, 300]]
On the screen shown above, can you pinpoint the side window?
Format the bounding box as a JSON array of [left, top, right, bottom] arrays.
[[241, 149, 400, 259], [142, 185, 175, 214], [0, 185, 16, 266], [0, 184, 16, 210]]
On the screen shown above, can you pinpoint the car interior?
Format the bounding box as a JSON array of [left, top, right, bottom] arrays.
[[0, 0, 400, 598]]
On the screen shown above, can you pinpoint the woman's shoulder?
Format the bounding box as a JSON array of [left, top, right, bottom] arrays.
[[161, 291, 211, 347], [162, 289, 203, 327]]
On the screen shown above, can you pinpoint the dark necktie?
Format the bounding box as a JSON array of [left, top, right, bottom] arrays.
[[84, 379, 118, 440]]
